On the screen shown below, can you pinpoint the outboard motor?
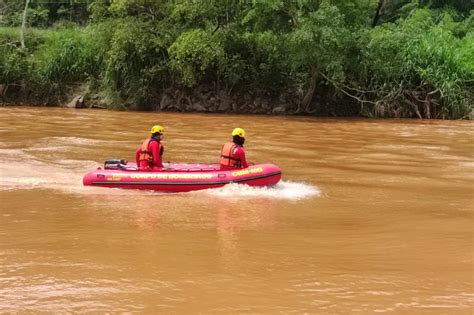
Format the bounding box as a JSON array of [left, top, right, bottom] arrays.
[[104, 159, 127, 170]]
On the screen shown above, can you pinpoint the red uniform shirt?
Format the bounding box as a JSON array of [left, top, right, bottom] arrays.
[[232, 145, 248, 168]]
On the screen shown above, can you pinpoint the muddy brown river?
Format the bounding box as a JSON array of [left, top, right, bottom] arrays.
[[0, 107, 473, 313]]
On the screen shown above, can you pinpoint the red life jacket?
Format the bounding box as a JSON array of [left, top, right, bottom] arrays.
[[220, 141, 241, 167], [138, 139, 156, 166]]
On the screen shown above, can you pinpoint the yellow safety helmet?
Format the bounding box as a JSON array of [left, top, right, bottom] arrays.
[[150, 125, 165, 134], [232, 128, 245, 138]]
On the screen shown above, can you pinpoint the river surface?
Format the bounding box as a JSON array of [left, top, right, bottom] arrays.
[[0, 107, 473, 313]]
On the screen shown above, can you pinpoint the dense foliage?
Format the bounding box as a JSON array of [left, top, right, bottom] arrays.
[[0, 0, 473, 118]]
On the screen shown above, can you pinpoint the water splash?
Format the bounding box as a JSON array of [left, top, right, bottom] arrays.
[[201, 180, 320, 200], [0, 159, 94, 192]]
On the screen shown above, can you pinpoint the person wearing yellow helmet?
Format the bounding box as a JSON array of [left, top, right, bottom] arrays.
[[220, 127, 249, 170], [135, 125, 165, 169]]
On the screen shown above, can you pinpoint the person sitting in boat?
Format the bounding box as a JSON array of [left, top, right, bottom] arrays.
[[135, 125, 165, 169], [220, 127, 249, 170]]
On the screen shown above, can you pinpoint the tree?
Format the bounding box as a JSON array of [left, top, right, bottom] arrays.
[[168, 28, 224, 87], [290, 1, 349, 112], [20, 0, 30, 48], [373, 0, 385, 27]]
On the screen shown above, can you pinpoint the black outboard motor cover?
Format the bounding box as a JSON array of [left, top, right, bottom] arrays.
[[104, 159, 127, 169]]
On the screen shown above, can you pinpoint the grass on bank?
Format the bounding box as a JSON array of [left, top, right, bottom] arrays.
[[1, 12, 473, 119]]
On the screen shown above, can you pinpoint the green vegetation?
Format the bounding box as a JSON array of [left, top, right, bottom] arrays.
[[0, 0, 473, 118]]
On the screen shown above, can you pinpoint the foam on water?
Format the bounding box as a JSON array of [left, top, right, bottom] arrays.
[[0, 159, 93, 192], [41, 136, 105, 145], [201, 180, 320, 200]]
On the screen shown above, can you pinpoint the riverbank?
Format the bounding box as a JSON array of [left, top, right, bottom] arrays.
[[2, 86, 472, 119], [0, 83, 362, 117], [1, 2, 473, 119]]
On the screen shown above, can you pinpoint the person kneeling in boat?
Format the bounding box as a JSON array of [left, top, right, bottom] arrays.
[[136, 125, 165, 169], [220, 128, 249, 170]]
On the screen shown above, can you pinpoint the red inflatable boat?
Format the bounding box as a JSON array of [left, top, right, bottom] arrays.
[[83, 160, 282, 192]]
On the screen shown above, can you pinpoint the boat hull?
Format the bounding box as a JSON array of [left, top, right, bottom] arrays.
[[83, 162, 281, 192]]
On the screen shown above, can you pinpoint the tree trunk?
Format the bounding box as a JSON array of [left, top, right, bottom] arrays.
[[20, 0, 30, 49], [301, 67, 319, 113], [419, 0, 429, 7], [372, 0, 384, 28]]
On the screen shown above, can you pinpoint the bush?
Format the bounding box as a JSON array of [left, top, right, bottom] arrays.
[[34, 28, 102, 83], [0, 48, 29, 84], [103, 18, 172, 108], [363, 9, 473, 118], [168, 28, 224, 87]]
